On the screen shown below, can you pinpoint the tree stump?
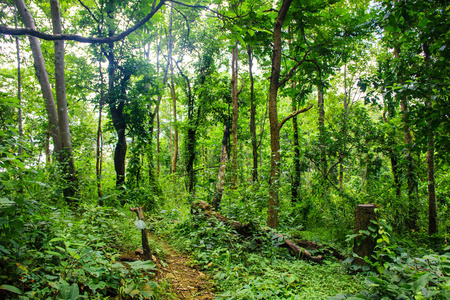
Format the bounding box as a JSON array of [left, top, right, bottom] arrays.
[[130, 207, 152, 261], [353, 204, 377, 265]]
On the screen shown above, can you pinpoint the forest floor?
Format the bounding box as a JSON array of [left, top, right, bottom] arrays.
[[151, 234, 215, 299]]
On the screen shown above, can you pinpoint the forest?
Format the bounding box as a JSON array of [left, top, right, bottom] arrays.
[[0, 0, 449, 299]]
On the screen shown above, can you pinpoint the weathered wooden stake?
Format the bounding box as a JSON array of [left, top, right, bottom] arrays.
[[130, 207, 151, 261], [353, 204, 377, 265]]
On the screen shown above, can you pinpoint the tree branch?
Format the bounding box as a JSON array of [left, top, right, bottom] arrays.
[[0, 0, 165, 43], [279, 105, 313, 130], [237, 77, 245, 96], [278, 49, 312, 88], [166, 0, 233, 19], [78, 0, 100, 24]]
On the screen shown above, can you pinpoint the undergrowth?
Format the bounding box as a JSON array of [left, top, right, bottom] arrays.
[[150, 210, 364, 299], [0, 199, 160, 299]]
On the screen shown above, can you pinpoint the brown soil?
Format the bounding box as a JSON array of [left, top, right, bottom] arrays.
[[152, 236, 215, 299]]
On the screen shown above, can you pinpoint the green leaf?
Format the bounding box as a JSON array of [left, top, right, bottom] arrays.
[[49, 237, 65, 243], [0, 284, 23, 295], [126, 260, 156, 271], [413, 273, 431, 292], [45, 250, 63, 257], [134, 220, 146, 230]]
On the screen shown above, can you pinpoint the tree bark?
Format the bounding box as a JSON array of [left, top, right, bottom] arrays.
[[50, 0, 77, 199], [170, 62, 178, 174], [424, 44, 437, 235], [353, 204, 377, 265], [14, 10, 23, 157], [212, 126, 230, 211], [192, 200, 324, 262], [15, 0, 62, 155], [394, 46, 418, 231], [267, 0, 293, 228], [247, 45, 258, 183], [291, 103, 301, 203], [317, 78, 327, 177], [231, 42, 239, 187], [96, 48, 104, 201], [130, 207, 152, 261]]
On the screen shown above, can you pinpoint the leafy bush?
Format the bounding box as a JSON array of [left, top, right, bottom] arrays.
[[334, 218, 450, 299]]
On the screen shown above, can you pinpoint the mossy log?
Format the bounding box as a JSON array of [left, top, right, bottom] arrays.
[[191, 201, 325, 263]]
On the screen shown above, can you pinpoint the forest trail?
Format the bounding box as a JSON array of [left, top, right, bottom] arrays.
[[152, 234, 215, 299]]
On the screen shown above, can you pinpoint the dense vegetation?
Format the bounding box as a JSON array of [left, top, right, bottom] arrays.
[[0, 0, 449, 298]]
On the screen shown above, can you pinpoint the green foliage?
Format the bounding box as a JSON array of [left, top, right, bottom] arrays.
[[338, 218, 450, 299], [0, 196, 158, 299]]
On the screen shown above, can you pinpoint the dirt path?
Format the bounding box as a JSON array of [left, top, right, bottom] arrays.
[[152, 236, 215, 299]]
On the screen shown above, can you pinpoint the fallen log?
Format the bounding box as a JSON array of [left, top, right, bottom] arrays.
[[191, 200, 324, 263]]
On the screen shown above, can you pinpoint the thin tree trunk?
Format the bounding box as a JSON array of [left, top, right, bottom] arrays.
[[96, 48, 104, 201], [231, 42, 239, 187], [318, 79, 327, 177], [50, 0, 77, 199], [424, 44, 437, 235], [148, 6, 173, 185], [45, 125, 51, 164], [247, 45, 258, 182], [394, 46, 418, 230], [170, 62, 178, 174], [14, 10, 23, 157], [15, 0, 61, 154], [212, 126, 230, 211], [157, 109, 160, 177], [292, 103, 301, 203]]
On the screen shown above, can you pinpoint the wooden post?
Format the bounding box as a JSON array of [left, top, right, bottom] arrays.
[[353, 204, 377, 265], [130, 207, 151, 261]]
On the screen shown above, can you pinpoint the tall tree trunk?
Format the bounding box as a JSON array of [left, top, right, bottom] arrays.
[[424, 44, 437, 235], [382, 110, 401, 197], [317, 79, 327, 177], [96, 48, 104, 201], [267, 0, 293, 228], [50, 0, 77, 199], [14, 9, 23, 157], [394, 46, 418, 230], [231, 42, 239, 187], [427, 129, 437, 235], [15, 0, 62, 154], [339, 65, 349, 190], [170, 62, 178, 174], [212, 126, 230, 211], [291, 102, 301, 203], [106, 38, 128, 188], [157, 110, 160, 177], [148, 6, 173, 186], [247, 45, 258, 182]]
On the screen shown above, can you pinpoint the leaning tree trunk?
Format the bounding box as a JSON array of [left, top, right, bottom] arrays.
[[50, 0, 77, 199], [212, 126, 230, 211], [15, 0, 62, 154]]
